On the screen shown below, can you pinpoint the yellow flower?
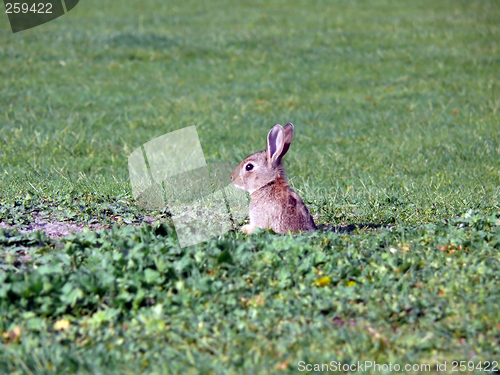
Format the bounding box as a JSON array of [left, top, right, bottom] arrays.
[[314, 276, 331, 287], [54, 318, 71, 331]]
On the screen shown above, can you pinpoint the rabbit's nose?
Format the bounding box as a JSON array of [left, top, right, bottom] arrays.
[[230, 167, 242, 183]]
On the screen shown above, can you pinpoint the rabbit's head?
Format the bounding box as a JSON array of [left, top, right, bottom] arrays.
[[231, 123, 294, 194]]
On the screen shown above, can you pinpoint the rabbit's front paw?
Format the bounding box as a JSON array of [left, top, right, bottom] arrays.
[[241, 224, 257, 235]]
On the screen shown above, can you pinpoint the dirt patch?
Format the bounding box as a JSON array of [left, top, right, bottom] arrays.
[[0, 219, 110, 239], [0, 215, 159, 239]]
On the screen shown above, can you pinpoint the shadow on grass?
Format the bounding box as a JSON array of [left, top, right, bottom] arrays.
[[318, 222, 395, 234]]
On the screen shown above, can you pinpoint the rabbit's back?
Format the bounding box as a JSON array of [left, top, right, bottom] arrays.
[[249, 176, 316, 233]]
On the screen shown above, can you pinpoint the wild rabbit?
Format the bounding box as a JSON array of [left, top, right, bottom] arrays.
[[230, 123, 316, 234]]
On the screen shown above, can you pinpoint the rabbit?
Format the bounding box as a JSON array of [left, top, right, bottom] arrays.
[[230, 123, 317, 234]]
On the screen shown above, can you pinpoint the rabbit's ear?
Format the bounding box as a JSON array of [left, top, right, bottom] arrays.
[[267, 124, 285, 166], [281, 123, 294, 157]]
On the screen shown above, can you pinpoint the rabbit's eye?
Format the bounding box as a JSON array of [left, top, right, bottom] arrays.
[[245, 163, 254, 171]]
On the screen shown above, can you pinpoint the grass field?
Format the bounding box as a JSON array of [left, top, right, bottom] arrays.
[[1, 0, 500, 373]]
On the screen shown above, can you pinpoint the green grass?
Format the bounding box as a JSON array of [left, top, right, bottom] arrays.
[[1, 0, 500, 373]]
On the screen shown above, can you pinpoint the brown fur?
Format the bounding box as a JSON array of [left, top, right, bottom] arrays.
[[230, 123, 317, 234]]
